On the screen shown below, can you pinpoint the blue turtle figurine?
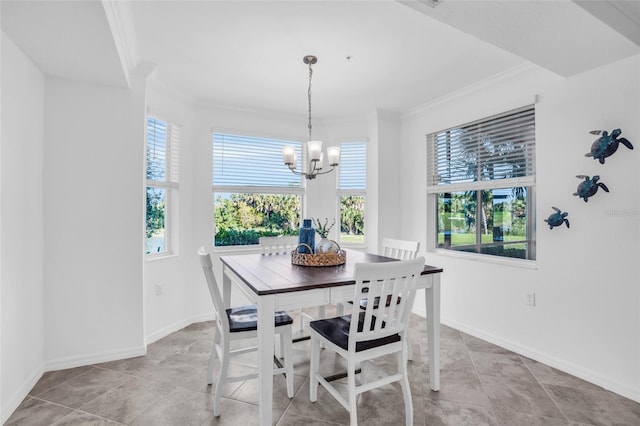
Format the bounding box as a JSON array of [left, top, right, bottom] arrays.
[[585, 128, 633, 164], [573, 175, 609, 202], [544, 207, 569, 230]]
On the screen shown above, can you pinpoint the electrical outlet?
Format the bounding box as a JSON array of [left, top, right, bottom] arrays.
[[155, 283, 163, 296], [525, 292, 535, 306]]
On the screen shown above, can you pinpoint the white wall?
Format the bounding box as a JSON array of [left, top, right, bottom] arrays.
[[42, 75, 147, 368], [1, 32, 45, 422], [402, 57, 640, 401]]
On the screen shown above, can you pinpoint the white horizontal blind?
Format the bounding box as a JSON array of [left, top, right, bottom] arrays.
[[427, 106, 535, 191], [213, 133, 302, 188], [147, 116, 180, 188], [339, 142, 367, 190]]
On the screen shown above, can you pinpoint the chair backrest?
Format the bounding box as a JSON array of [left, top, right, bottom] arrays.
[[381, 237, 420, 260], [197, 247, 230, 334], [349, 257, 425, 352], [259, 235, 299, 255]]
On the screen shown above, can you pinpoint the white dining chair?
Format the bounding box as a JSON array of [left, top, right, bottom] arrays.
[[337, 238, 420, 360], [259, 236, 326, 337], [197, 247, 294, 417], [309, 257, 425, 426], [381, 237, 420, 261], [364, 237, 420, 361]]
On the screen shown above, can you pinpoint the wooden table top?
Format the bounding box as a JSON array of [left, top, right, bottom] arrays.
[[220, 248, 443, 296]]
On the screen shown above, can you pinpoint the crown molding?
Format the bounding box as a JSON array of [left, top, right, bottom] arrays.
[[402, 63, 540, 119], [101, 0, 140, 88]]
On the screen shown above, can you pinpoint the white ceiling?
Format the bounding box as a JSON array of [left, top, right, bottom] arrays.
[[2, 0, 639, 120]]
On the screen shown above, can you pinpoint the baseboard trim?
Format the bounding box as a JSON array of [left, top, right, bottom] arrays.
[[441, 316, 640, 403], [44, 344, 147, 372], [1, 364, 45, 424], [145, 313, 214, 345]]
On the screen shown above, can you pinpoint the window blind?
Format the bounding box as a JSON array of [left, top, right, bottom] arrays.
[[339, 142, 367, 190], [147, 116, 180, 188], [427, 106, 535, 191], [213, 133, 302, 188]]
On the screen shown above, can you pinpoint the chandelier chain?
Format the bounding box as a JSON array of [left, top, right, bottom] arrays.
[[308, 61, 313, 141]]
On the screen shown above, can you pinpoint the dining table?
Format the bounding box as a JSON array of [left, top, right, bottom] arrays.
[[219, 248, 443, 425]]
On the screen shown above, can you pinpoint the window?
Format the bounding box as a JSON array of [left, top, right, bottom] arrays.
[[427, 106, 536, 260], [146, 116, 180, 255], [212, 133, 303, 246], [338, 141, 366, 245]]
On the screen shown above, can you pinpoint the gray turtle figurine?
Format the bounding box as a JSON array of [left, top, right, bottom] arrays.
[[585, 128, 633, 164], [544, 207, 569, 230], [573, 175, 609, 202]]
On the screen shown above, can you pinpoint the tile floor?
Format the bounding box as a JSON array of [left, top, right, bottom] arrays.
[[7, 310, 640, 425]]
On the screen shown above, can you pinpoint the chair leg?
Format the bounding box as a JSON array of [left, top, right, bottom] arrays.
[[213, 337, 230, 417], [282, 326, 294, 398], [336, 302, 344, 316], [398, 350, 413, 426], [406, 330, 413, 362], [207, 346, 216, 385], [360, 360, 368, 386], [275, 334, 284, 359], [207, 327, 221, 385], [309, 334, 320, 402], [347, 358, 358, 426]]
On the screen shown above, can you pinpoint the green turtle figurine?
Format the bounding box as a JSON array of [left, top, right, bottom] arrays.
[[586, 128, 633, 164], [573, 175, 609, 202], [544, 207, 569, 230]]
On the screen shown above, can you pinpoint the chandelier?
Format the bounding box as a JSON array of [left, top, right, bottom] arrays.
[[282, 55, 340, 180]]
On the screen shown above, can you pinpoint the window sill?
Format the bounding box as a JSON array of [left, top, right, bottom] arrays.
[[211, 245, 263, 255], [429, 248, 538, 270], [145, 253, 179, 262], [339, 244, 366, 251]]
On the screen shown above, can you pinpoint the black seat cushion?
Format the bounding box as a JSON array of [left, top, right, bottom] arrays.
[[226, 305, 293, 333], [309, 312, 401, 352]]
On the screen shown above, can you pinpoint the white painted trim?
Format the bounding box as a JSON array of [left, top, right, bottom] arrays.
[[44, 345, 146, 372], [439, 316, 640, 403], [42, 314, 215, 371], [198, 98, 306, 123], [145, 313, 215, 345], [101, 0, 139, 87], [428, 249, 538, 270], [1, 364, 45, 424], [147, 79, 198, 107], [402, 63, 540, 119]]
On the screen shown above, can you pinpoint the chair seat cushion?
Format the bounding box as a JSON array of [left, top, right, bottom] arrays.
[[310, 312, 401, 352], [226, 305, 293, 333]]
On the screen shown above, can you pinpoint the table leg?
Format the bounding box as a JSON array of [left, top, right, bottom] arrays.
[[425, 274, 441, 391], [222, 266, 231, 309], [257, 294, 275, 425]]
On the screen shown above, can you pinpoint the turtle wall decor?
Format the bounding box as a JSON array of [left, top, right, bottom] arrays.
[[573, 175, 609, 202], [544, 207, 569, 230], [585, 128, 633, 164]]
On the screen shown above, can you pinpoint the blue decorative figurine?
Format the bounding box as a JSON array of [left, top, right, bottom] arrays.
[[545, 207, 569, 230], [298, 219, 315, 254], [585, 128, 633, 164], [573, 175, 609, 202]]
